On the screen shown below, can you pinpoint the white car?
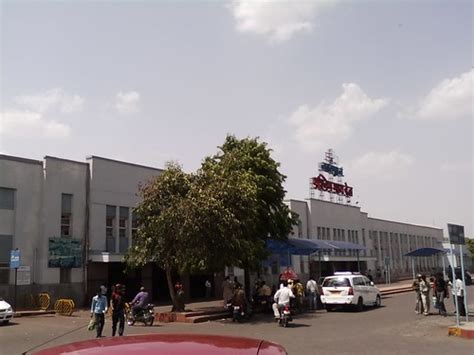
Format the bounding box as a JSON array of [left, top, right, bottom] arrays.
[[0, 297, 13, 324], [320, 272, 381, 312]]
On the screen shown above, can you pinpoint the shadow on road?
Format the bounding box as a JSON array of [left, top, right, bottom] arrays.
[[1, 321, 19, 327], [286, 323, 311, 328]]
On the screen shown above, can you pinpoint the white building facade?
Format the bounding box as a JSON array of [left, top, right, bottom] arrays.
[[285, 198, 444, 282], [0, 154, 162, 306], [1, 153, 446, 307]]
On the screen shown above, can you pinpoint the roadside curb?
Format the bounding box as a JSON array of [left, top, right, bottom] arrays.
[[448, 324, 474, 339], [380, 286, 413, 296], [14, 310, 56, 317]]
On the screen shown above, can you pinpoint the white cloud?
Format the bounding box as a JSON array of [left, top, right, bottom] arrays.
[[115, 91, 140, 114], [0, 109, 70, 138], [440, 161, 473, 173], [288, 83, 388, 152], [350, 151, 415, 180], [412, 69, 473, 121], [229, 0, 335, 43], [14, 88, 84, 114]]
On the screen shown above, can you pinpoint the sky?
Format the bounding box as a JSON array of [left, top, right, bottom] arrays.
[[1, 0, 472, 239]]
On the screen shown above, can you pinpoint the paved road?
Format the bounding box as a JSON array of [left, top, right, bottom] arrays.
[[1, 287, 473, 355]]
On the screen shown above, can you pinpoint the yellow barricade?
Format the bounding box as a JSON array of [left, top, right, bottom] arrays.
[[38, 293, 51, 310], [54, 299, 75, 316]]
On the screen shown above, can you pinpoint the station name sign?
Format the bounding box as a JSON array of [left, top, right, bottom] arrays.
[[312, 174, 353, 197], [319, 162, 344, 177], [447, 224, 465, 245]]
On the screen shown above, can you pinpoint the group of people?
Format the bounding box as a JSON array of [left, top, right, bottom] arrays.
[[220, 275, 323, 321], [412, 272, 466, 317], [90, 284, 150, 338]]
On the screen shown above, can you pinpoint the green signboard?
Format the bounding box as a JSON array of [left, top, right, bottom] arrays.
[[48, 237, 82, 268]]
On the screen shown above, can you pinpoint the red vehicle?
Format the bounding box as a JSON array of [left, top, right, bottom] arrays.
[[33, 334, 287, 355]]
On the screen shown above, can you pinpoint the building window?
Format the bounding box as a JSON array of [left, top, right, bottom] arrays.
[[300, 256, 306, 274], [0, 187, 15, 210], [119, 207, 129, 252], [119, 207, 129, 238], [317, 227, 321, 239], [297, 220, 303, 238], [60, 268, 71, 284], [131, 212, 138, 242], [0, 235, 13, 284], [61, 194, 73, 237], [106, 205, 116, 252]]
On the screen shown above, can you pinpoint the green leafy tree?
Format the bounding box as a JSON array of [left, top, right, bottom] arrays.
[[467, 238, 474, 256], [202, 135, 298, 279], [125, 161, 259, 309], [125, 136, 297, 309]]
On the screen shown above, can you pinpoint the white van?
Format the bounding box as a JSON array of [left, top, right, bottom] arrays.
[[0, 297, 13, 324], [320, 272, 381, 311]]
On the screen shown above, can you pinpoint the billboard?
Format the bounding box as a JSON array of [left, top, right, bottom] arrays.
[[48, 238, 83, 268], [447, 224, 465, 245]]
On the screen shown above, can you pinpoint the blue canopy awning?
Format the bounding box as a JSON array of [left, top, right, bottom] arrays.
[[266, 238, 367, 255], [404, 247, 446, 257], [266, 238, 323, 256], [329, 240, 367, 250]]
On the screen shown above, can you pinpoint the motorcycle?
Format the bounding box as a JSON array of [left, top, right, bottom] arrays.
[[278, 304, 292, 328], [232, 305, 245, 322], [126, 303, 155, 326]]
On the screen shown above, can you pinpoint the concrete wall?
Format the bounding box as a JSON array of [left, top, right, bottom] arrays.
[[40, 157, 89, 285], [88, 156, 162, 254], [0, 156, 43, 285]]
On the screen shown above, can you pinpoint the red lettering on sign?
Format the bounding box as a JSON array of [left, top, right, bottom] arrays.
[[311, 174, 353, 198]]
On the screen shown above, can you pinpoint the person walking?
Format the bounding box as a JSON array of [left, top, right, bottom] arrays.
[[433, 273, 447, 317], [412, 274, 423, 314], [110, 283, 126, 336], [205, 279, 212, 299], [306, 276, 318, 311], [91, 285, 108, 338], [419, 274, 430, 316]]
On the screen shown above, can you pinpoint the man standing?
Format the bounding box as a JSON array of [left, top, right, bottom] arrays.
[[222, 276, 234, 307], [412, 274, 423, 314], [205, 279, 212, 299], [306, 276, 318, 311], [452, 272, 466, 317], [367, 270, 374, 282], [433, 273, 447, 317], [110, 284, 126, 336], [272, 281, 295, 320], [419, 274, 430, 316]]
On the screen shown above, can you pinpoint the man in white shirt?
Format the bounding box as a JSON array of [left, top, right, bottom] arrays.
[[272, 281, 295, 319], [451, 273, 466, 317], [306, 277, 318, 311]]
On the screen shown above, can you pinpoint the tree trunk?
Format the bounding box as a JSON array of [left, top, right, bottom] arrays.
[[165, 267, 178, 311], [244, 269, 251, 301]]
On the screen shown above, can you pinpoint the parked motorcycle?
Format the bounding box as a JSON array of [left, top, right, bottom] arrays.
[[126, 303, 155, 326]]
